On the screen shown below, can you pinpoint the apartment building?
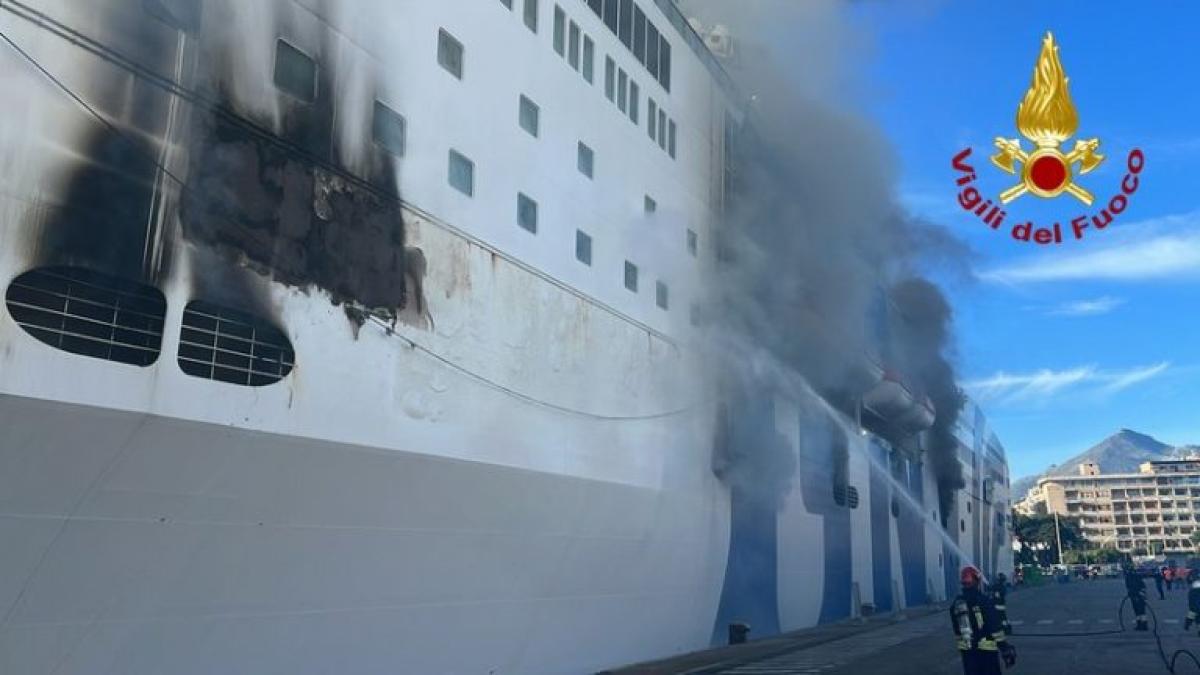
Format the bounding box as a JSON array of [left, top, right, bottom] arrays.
[[1033, 460, 1200, 554]]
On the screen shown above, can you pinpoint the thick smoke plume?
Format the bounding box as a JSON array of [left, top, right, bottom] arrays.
[[682, 0, 969, 511], [890, 278, 966, 520]]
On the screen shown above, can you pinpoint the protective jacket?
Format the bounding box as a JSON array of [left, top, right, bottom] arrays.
[[951, 587, 1013, 674]]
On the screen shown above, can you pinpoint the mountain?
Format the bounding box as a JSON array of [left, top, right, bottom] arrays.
[[1011, 429, 1183, 500]]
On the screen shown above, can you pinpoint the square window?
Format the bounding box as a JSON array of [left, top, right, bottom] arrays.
[[648, 99, 657, 140], [448, 150, 474, 196], [624, 261, 638, 292], [656, 280, 668, 310], [372, 101, 405, 156], [628, 80, 639, 124], [524, 0, 539, 32], [576, 230, 592, 265], [517, 192, 538, 233], [582, 36, 595, 82], [668, 119, 677, 158], [437, 29, 464, 79], [605, 57, 615, 101], [568, 22, 581, 70], [553, 6, 566, 55], [274, 39, 316, 102], [644, 195, 656, 213], [577, 142, 594, 178], [687, 228, 698, 256], [617, 69, 627, 112], [519, 95, 539, 137]]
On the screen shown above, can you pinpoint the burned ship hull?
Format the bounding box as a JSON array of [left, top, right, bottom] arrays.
[[0, 1, 1010, 672]]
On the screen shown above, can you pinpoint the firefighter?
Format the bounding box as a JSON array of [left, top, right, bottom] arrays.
[[952, 565, 1017, 674], [1125, 563, 1149, 631], [989, 572, 1011, 635], [1186, 577, 1200, 636]]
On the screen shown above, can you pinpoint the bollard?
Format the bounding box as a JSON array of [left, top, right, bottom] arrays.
[[728, 622, 750, 645]]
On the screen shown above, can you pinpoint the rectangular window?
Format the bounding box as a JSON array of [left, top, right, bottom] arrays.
[[624, 261, 638, 292], [437, 29, 464, 79], [577, 142, 594, 178], [618, 0, 633, 48], [657, 109, 667, 149], [656, 280, 668, 310], [576, 230, 592, 265], [605, 57, 615, 101], [644, 195, 656, 213], [568, 22, 581, 70], [603, 0, 618, 32], [372, 101, 406, 156], [633, 6, 647, 64], [553, 6, 566, 56], [587, 0, 602, 16], [582, 36, 595, 83], [517, 192, 538, 233], [659, 38, 671, 91], [646, 24, 660, 79], [274, 39, 316, 102], [524, 0, 539, 32], [648, 98, 657, 140], [448, 150, 474, 196], [617, 68, 627, 112], [519, 95, 539, 137], [628, 80, 639, 123], [668, 119, 677, 158], [686, 228, 698, 256]]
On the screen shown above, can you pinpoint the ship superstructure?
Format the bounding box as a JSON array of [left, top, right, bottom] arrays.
[[0, 2, 1011, 673]]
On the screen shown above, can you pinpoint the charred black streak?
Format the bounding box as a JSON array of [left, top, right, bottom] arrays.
[[180, 76, 427, 329]]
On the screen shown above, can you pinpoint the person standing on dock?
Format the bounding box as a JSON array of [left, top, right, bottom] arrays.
[[1126, 563, 1150, 631], [951, 566, 1016, 674]]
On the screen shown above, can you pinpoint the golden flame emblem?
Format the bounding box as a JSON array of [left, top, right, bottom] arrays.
[[991, 32, 1104, 204]]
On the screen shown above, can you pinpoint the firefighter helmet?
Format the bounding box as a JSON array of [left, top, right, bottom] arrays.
[[961, 565, 983, 588]]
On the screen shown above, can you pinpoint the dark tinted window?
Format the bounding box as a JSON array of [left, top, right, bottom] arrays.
[[178, 301, 295, 386], [5, 266, 165, 367], [273, 39, 316, 102], [372, 101, 406, 156], [437, 29, 464, 78], [576, 230, 592, 265]]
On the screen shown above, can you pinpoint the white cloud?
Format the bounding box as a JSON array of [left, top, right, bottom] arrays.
[[982, 210, 1200, 284], [1046, 296, 1125, 316], [965, 361, 1170, 404]]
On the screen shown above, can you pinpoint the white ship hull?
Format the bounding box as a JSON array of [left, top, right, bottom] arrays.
[[0, 1, 1012, 672]]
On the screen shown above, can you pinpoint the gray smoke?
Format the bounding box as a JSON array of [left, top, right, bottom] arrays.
[[682, 0, 970, 509], [889, 278, 966, 521]]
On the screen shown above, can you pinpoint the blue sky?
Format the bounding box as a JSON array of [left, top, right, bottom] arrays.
[[847, 1, 1200, 479]]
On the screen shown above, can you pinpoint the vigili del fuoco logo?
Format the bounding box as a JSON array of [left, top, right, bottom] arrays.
[[951, 32, 1144, 245]]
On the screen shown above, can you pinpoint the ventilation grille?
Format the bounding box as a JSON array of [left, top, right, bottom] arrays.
[[5, 266, 165, 366], [178, 301, 294, 387], [833, 484, 861, 509]]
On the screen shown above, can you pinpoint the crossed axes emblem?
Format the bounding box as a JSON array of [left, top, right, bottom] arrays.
[[991, 137, 1104, 205]]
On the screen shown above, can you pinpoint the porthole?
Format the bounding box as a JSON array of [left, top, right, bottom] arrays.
[[178, 301, 294, 386], [5, 266, 165, 366]]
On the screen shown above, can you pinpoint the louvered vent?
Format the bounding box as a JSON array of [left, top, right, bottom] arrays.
[[4, 266, 165, 366], [178, 301, 294, 386]]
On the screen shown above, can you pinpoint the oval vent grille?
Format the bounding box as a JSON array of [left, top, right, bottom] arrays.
[[4, 266, 165, 366], [178, 300, 295, 386]]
